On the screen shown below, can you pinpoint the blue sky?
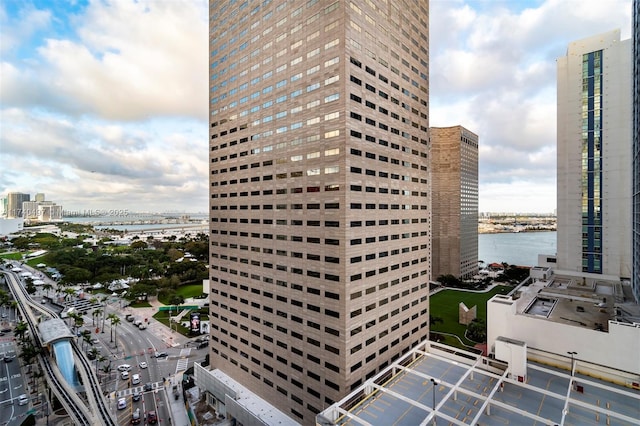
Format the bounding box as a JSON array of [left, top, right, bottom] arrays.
[[0, 0, 633, 214]]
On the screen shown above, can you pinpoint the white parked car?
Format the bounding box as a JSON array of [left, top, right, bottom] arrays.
[[139, 361, 148, 369]]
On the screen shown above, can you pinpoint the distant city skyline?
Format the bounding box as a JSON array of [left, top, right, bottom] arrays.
[[0, 0, 633, 213]]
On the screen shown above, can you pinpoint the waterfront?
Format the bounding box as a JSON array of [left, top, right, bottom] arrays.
[[479, 231, 556, 267]]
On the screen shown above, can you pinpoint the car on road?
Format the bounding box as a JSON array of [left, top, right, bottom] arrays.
[[132, 390, 141, 402], [120, 371, 129, 380], [154, 352, 168, 358], [132, 374, 141, 385], [147, 411, 157, 424], [17, 394, 28, 406], [143, 382, 153, 392], [131, 408, 141, 424], [117, 397, 127, 410], [4, 355, 14, 362], [87, 351, 96, 360], [117, 364, 132, 372], [197, 341, 209, 349], [91, 338, 99, 344], [0, 328, 11, 333], [139, 361, 147, 369], [1, 314, 7, 318]]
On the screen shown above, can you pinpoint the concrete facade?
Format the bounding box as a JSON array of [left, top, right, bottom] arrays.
[[430, 126, 478, 279], [556, 30, 632, 279], [632, 0, 640, 302], [487, 277, 640, 376], [208, 1, 430, 423]]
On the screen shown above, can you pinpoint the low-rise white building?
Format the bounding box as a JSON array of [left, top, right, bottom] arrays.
[[487, 275, 640, 377]]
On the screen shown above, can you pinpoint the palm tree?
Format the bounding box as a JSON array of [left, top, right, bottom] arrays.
[[107, 313, 118, 342], [63, 287, 76, 302], [111, 316, 121, 348], [14, 321, 29, 342], [96, 354, 106, 374], [42, 282, 53, 298], [82, 331, 92, 350], [92, 308, 102, 328], [88, 346, 99, 360]]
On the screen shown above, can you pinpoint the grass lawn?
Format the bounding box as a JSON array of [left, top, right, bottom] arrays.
[[430, 285, 511, 348], [0, 252, 22, 260], [129, 301, 152, 308], [175, 284, 205, 299], [158, 284, 205, 304], [152, 311, 191, 336]]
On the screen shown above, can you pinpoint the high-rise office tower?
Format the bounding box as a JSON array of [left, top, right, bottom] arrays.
[[430, 126, 478, 279], [209, 1, 430, 423], [556, 30, 632, 279], [6, 192, 30, 218], [633, 0, 640, 302]]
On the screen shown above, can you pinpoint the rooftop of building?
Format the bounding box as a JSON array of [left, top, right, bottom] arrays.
[[497, 274, 640, 332], [316, 340, 640, 426], [205, 368, 300, 426]]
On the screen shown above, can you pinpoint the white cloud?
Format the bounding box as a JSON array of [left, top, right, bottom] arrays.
[[431, 0, 631, 212], [0, 0, 633, 214], [3, 0, 208, 120]]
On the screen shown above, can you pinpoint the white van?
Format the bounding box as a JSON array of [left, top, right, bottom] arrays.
[[132, 373, 141, 385]]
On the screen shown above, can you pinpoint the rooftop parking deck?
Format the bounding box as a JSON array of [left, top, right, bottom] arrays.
[[317, 341, 640, 426]]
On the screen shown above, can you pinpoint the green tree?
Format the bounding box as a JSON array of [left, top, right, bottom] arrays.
[[14, 321, 29, 341], [466, 319, 487, 343], [131, 240, 148, 250]]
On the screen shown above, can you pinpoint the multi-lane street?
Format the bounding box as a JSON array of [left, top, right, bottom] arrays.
[[2, 260, 206, 426], [75, 300, 201, 425], [0, 334, 30, 426]]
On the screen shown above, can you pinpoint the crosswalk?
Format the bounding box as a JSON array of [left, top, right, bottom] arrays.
[[175, 348, 191, 373], [115, 381, 162, 398]]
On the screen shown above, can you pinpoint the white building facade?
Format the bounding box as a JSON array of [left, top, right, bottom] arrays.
[[556, 30, 632, 279]]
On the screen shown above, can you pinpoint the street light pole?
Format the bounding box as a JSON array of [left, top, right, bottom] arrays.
[[567, 351, 577, 375], [430, 378, 438, 425]]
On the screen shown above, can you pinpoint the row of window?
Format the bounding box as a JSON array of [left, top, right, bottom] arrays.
[[210, 127, 427, 158], [211, 242, 427, 269], [210, 253, 426, 284], [209, 184, 428, 198], [210, 323, 429, 420]]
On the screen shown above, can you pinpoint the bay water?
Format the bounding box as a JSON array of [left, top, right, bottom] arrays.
[[478, 231, 556, 267]]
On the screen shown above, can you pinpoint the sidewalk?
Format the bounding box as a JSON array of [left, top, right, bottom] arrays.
[[163, 376, 191, 426]]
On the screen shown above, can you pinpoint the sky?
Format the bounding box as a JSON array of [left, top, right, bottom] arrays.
[[0, 0, 633, 214]]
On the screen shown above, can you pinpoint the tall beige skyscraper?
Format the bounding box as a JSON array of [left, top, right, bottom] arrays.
[[208, 1, 430, 423], [430, 126, 478, 279]]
